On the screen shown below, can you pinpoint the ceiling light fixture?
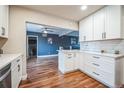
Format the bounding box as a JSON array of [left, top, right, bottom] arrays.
[[44, 30, 48, 34], [81, 5, 87, 10]]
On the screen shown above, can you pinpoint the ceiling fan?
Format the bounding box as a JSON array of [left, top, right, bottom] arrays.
[[40, 28, 54, 34]]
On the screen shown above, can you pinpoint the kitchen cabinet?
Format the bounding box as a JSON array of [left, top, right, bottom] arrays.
[[58, 51, 79, 73], [78, 52, 84, 72], [93, 8, 105, 40], [79, 5, 124, 41], [0, 5, 9, 38], [11, 56, 22, 88], [105, 6, 121, 39], [79, 15, 93, 41], [83, 53, 124, 87], [58, 50, 124, 87]]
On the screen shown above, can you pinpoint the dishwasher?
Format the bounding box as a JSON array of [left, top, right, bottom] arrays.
[[0, 63, 11, 88]]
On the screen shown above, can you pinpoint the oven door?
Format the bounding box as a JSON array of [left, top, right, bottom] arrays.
[[0, 64, 11, 88]]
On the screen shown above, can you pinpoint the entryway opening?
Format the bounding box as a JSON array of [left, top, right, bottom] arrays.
[[23, 22, 80, 88], [27, 36, 38, 58]]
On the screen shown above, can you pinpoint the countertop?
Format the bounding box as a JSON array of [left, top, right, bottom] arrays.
[[58, 50, 124, 59], [57, 50, 80, 53], [0, 53, 22, 70]]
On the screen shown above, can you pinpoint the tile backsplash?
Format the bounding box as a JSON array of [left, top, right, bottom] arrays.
[[80, 39, 124, 54]]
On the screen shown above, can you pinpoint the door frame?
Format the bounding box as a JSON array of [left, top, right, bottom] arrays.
[[27, 35, 38, 58]]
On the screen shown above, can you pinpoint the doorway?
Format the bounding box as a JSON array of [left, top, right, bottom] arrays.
[[27, 35, 38, 58]]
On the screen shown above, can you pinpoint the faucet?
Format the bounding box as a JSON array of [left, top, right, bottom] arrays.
[[70, 46, 72, 50]]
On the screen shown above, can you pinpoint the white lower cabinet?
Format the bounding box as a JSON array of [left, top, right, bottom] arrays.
[[11, 56, 22, 88], [58, 51, 79, 73], [83, 53, 124, 87], [78, 52, 84, 72], [58, 51, 124, 87]]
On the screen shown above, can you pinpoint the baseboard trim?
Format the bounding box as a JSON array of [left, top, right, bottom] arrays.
[[21, 74, 28, 80], [38, 54, 58, 58]]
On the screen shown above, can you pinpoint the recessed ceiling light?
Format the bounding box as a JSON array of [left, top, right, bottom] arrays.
[[81, 5, 87, 10]]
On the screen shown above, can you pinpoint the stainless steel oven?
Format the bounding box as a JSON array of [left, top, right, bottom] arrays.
[[0, 63, 11, 88]]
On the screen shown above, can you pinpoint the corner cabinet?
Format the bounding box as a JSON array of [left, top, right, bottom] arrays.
[[0, 5, 9, 38], [79, 5, 124, 41]]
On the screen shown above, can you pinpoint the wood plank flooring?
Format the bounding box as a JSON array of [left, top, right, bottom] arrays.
[[19, 56, 107, 88]]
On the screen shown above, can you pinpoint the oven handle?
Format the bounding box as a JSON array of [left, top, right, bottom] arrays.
[[0, 69, 11, 82]]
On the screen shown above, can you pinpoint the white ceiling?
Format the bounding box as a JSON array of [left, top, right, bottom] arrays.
[[27, 23, 78, 37], [21, 5, 104, 21]]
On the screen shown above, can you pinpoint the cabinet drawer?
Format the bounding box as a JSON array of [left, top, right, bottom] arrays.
[[85, 59, 114, 73], [84, 53, 115, 73], [85, 64, 115, 86], [85, 53, 114, 63], [11, 56, 22, 69]]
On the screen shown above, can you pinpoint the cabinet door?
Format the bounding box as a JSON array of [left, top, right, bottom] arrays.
[[93, 8, 105, 40], [11, 65, 20, 88], [0, 6, 3, 36], [79, 15, 93, 41], [11, 57, 22, 88], [64, 53, 74, 72], [0, 5, 8, 38], [105, 6, 121, 39], [74, 52, 79, 70], [79, 53, 84, 72], [18, 58, 22, 82]]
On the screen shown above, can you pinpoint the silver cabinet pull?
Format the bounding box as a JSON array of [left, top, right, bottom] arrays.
[[1, 27, 5, 35], [104, 32, 106, 39], [92, 63, 100, 67], [17, 59, 20, 62], [18, 65, 20, 72], [93, 72, 100, 76], [68, 57, 72, 59], [84, 36, 86, 41], [93, 56, 100, 59], [102, 33, 104, 39]]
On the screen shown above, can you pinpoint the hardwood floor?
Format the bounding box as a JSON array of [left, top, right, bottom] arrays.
[[19, 56, 107, 88]]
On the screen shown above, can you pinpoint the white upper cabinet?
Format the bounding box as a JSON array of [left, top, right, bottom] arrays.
[[93, 8, 105, 40], [0, 5, 9, 38], [79, 15, 93, 41], [79, 5, 124, 41], [105, 6, 121, 39]]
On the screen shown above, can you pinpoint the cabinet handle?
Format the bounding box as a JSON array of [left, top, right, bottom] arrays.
[[1, 27, 5, 35], [17, 59, 20, 62], [93, 56, 100, 59], [104, 32, 106, 39], [18, 65, 20, 72], [92, 63, 100, 67], [84, 36, 86, 41], [68, 57, 72, 59], [93, 72, 100, 76], [102, 33, 103, 39]]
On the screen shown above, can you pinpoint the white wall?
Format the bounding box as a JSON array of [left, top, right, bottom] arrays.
[[2, 6, 78, 79]]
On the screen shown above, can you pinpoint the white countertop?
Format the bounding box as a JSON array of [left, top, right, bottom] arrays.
[[81, 51, 124, 59], [58, 50, 124, 59], [57, 50, 80, 53], [0, 53, 22, 70]]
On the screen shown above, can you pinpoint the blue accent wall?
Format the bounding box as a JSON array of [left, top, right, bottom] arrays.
[[27, 31, 79, 56]]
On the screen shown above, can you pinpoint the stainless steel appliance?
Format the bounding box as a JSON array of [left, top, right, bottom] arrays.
[[0, 63, 11, 88]]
